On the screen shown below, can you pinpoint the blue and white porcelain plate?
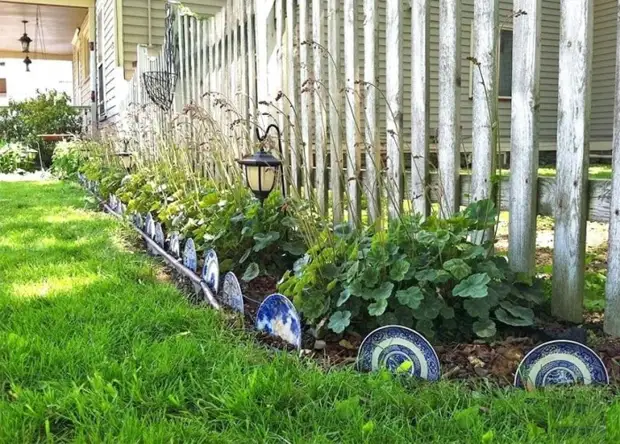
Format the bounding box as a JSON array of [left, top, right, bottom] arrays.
[[183, 238, 197, 272], [514, 340, 609, 388], [168, 232, 180, 258], [356, 326, 441, 381], [220, 272, 244, 314], [145, 218, 155, 239], [256, 293, 302, 349], [119, 203, 126, 215], [109, 194, 117, 211], [202, 249, 219, 294], [154, 223, 165, 247], [133, 213, 144, 229]]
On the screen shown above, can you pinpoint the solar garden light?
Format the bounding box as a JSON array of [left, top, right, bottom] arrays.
[[115, 137, 134, 172], [236, 124, 285, 204]]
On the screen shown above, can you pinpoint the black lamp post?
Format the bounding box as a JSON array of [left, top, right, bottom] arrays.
[[23, 56, 32, 72], [19, 21, 32, 53], [237, 125, 286, 203]]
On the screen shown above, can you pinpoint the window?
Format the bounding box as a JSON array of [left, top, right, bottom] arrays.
[[0, 78, 6, 95], [498, 30, 513, 98], [469, 25, 513, 99]]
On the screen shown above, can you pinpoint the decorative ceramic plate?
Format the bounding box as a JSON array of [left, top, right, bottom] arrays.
[[119, 203, 126, 215], [514, 340, 609, 388], [145, 218, 156, 239], [256, 294, 302, 349], [202, 249, 219, 294], [183, 238, 197, 272], [154, 223, 165, 247], [356, 326, 441, 381], [133, 213, 144, 229], [220, 272, 244, 313], [168, 232, 180, 258], [109, 194, 117, 210]]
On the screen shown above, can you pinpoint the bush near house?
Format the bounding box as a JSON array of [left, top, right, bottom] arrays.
[[0, 90, 81, 167], [0, 141, 36, 174]]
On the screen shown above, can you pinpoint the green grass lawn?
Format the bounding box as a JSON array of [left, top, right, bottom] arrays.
[[0, 180, 618, 442]]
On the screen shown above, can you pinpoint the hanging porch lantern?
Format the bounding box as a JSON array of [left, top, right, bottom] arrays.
[[236, 149, 282, 203], [23, 56, 32, 72], [116, 152, 134, 172], [19, 20, 32, 53]]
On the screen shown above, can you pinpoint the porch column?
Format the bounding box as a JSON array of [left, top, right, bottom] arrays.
[[89, 6, 97, 136]]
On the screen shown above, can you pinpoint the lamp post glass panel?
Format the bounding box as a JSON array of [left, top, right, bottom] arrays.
[[117, 152, 133, 172], [19, 21, 31, 52], [237, 150, 282, 202]]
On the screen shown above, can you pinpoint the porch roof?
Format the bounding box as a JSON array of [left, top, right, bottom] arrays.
[[0, 0, 91, 61]]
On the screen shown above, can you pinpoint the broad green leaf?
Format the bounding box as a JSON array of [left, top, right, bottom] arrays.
[[443, 258, 472, 280], [220, 259, 234, 272], [282, 241, 306, 256], [499, 301, 534, 322], [416, 231, 436, 245], [362, 266, 380, 287], [465, 199, 498, 229], [461, 244, 487, 260], [336, 289, 351, 307], [242, 262, 260, 281], [463, 298, 491, 318], [476, 260, 505, 280], [368, 299, 388, 317], [415, 269, 438, 282], [239, 248, 252, 264], [346, 261, 360, 282], [367, 282, 394, 301], [415, 319, 435, 338], [473, 319, 497, 338], [396, 360, 413, 374], [328, 311, 352, 333], [412, 298, 443, 321], [440, 306, 455, 320], [452, 273, 491, 298], [495, 308, 534, 327], [326, 280, 338, 292], [347, 279, 365, 297], [396, 286, 424, 309], [389, 260, 411, 282], [253, 231, 280, 252]]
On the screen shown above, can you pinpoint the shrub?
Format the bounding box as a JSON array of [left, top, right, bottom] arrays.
[[0, 142, 36, 173], [0, 91, 81, 167], [278, 200, 543, 341], [51, 141, 89, 178]]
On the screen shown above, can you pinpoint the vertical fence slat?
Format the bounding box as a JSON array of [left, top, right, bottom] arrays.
[[299, 0, 313, 199], [329, 0, 343, 222], [276, 0, 287, 183], [605, 0, 620, 336], [191, 17, 198, 103], [240, 7, 248, 146], [411, 0, 430, 217], [364, 0, 379, 223], [471, 0, 498, 243], [177, 10, 185, 108], [183, 15, 191, 106], [385, 0, 403, 219], [344, 0, 360, 225], [437, 0, 460, 218], [509, 0, 541, 274], [286, 0, 301, 191], [552, 0, 593, 323], [247, 1, 257, 141], [312, 0, 327, 213]]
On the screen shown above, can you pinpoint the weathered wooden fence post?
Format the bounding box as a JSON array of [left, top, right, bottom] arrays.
[[286, 0, 301, 190], [509, 0, 541, 275], [437, 0, 461, 218], [471, 0, 498, 243], [386, 0, 403, 219], [313, 0, 328, 214], [605, 0, 620, 337], [552, 0, 593, 323], [364, 0, 380, 224], [329, 0, 343, 222], [410, 0, 430, 217], [299, 0, 313, 200], [344, 0, 361, 226]]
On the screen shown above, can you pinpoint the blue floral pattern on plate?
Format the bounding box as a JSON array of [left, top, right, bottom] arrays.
[[154, 223, 165, 247], [168, 232, 180, 258], [133, 213, 144, 229], [356, 326, 441, 381], [220, 272, 244, 314], [145, 213, 154, 237], [514, 340, 609, 388], [256, 294, 301, 349], [202, 249, 219, 294], [183, 238, 197, 272]]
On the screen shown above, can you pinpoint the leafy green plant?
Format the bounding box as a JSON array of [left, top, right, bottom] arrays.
[[51, 140, 90, 178], [0, 142, 36, 173], [0, 91, 81, 167], [279, 200, 543, 340]]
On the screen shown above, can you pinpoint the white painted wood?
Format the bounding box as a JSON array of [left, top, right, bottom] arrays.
[[247, 1, 257, 142], [552, 0, 593, 323], [177, 10, 185, 107], [201, 19, 207, 105], [437, 0, 460, 218], [410, 0, 430, 217], [329, 0, 343, 222], [509, 0, 541, 275], [286, 0, 301, 190], [312, 0, 327, 213], [385, 0, 403, 220], [606, 0, 620, 336], [240, 7, 249, 143], [299, 0, 313, 199], [209, 18, 216, 107], [364, 0, 379, 223], [344, 0, 360, 225], [191, 16, 197, 103], [276, 0, 287, 185], [471, 0, 498, 243], [232, 5, 239, 112], [183, 15, 191, 106]]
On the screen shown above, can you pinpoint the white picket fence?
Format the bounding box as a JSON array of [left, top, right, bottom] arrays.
[[120, 0, 620, 334]]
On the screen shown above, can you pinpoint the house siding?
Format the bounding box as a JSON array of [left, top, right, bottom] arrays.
[[98, 0, 119, 124]]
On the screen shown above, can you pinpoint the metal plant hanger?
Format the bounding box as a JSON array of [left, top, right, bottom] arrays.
[[142, 2, 179, 111]]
